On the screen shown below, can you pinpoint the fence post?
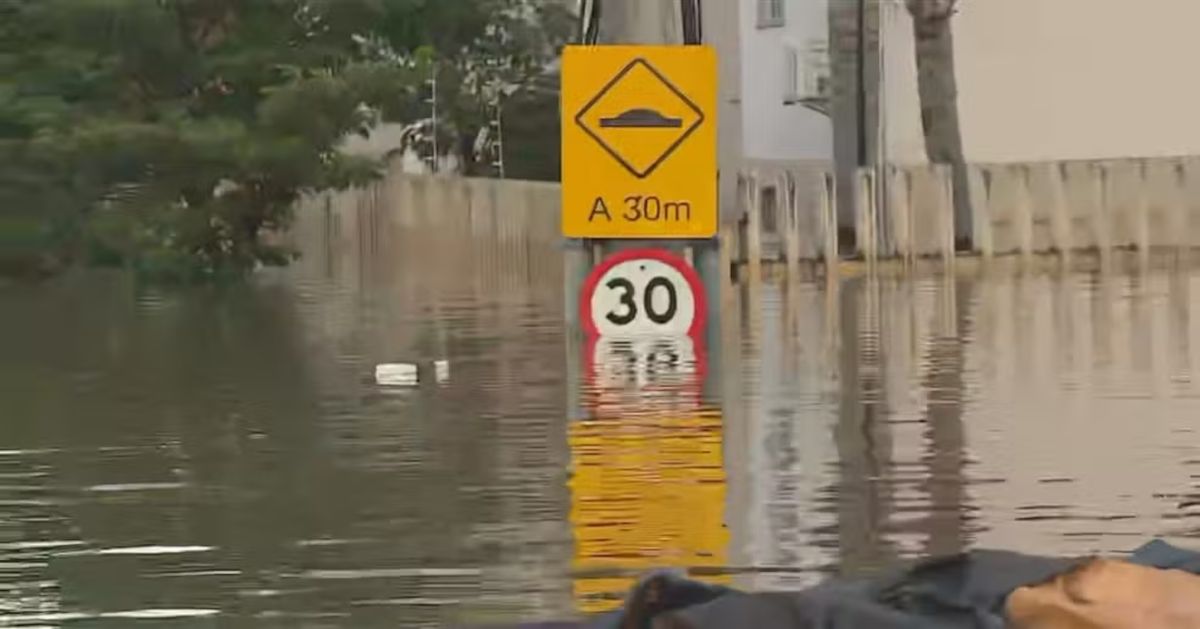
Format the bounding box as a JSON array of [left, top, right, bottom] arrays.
[[744, 170, 762, 278], [821, 171, 839, 277], [1170, 160, 1189, 261], [719, 220, 736, 289], [1094, 162, 1113, 268], [1046, 162, 1072, 262], [1183, 158, 1200, 265], [779, 171, 801, 278], [889, 166, 913, 265], [967, 164, 992, 261], [1014, 164, 1034, 261], [1134, 160, 1151, 268], [935, 164, 956, 270], [856, 167, 877, 264]]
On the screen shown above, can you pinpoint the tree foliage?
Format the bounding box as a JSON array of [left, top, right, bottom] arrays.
[[379, 1, 574, 176], [0, 0, 570, 280]]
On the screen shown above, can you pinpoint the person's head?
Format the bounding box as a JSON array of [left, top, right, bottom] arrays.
[[619, 570, 727, 629]]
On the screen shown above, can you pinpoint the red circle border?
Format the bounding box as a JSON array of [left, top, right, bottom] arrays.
[[579, 248, 708, 339]]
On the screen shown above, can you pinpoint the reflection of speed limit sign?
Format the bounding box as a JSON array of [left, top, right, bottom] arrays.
[[580, 248, 707, 338], [586, 335, 704, 416], [590, 335, 700, 388]]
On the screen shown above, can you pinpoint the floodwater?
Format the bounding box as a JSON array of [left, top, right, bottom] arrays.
[[4, 207, 1200, 626]]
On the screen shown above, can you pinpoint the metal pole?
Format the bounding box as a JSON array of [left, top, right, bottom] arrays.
[[856, 0, 867, 170], [579, 0, 600, 44], [565, 0, 719, 353], [492, 94, 506, 179], [428, 64, 439, 173], [877, 0, 890, 249]]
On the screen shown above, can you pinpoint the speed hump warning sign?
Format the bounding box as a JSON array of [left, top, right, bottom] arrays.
[[561, 46, 717, 239]]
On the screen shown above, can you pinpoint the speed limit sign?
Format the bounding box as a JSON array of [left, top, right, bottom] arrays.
[[580, 248, 707, 338]]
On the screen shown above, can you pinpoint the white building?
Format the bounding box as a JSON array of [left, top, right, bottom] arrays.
[[692, 0, 836, 239], [733, 0, 833, 167], [584, 0, 834, 220], [716, 0, 1200, 233]]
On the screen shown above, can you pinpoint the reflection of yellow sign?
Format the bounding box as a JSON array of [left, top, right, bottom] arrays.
[[567, 411, 728, 613], [562, 46, 717, 239]]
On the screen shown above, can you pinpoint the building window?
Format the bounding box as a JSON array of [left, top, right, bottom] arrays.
[[757, 0, 785, 28], [783, 45, 800, 104]]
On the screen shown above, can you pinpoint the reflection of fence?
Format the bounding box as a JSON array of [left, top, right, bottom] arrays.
[[295, 155, 1200, 281], [736, 156, 1200, 270], [286, 166, 576, 622]]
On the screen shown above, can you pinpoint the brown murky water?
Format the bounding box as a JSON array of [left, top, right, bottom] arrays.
[[4, 210, 1200, 626]]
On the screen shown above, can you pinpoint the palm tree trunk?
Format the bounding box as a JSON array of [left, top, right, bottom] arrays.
[[909, 1, 972, 247]]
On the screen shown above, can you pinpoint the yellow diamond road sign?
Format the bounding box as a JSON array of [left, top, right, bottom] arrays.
[[576, 58, 704, 179], [562, 46, 717, 239]]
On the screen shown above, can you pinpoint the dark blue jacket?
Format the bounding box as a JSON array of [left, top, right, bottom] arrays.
[[468, 539, 1200, 629]]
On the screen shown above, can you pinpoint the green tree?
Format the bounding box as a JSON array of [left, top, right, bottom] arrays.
[[0, 0, 567, 280], [380, 1, 574, 177]]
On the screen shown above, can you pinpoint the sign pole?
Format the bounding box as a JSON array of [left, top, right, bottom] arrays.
[[564, 1, 724, 414], [560, 1, 735, 602]]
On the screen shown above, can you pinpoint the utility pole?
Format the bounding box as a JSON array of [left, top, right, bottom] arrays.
[[857, 0, 868, 172], [425, 64, 439, 174], [565, 0, 725, 416], [491, 93, 506, 179], [563, 0, 739, 592], [877, 0, 892, 244]]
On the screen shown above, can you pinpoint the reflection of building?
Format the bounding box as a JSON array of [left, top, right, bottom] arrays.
[[732, 282, 842, 590], [567, 411, 729, 613]]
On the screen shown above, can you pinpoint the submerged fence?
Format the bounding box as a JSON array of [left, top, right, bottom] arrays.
[[290, 154, 1200, 281], [737, 156, 1200, 270]]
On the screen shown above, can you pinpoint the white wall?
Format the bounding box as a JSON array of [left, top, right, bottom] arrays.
[[738, 0, 833, 162], [879, 0, 927, 165], [884, 0, 1200, 165]]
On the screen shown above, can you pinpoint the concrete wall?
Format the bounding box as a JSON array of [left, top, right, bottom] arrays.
[[289, 168, 562, 295], [955, 0, 1200, 163], [738, 154, 1200, 265], [881, 0, 1200, 165], [878, 0, 926, 166]]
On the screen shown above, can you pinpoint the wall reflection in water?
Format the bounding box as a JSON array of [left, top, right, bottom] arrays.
[[290, 185, 1200, 618], [721, 263, 1200, 601]]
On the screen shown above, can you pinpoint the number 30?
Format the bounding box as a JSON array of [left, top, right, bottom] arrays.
[[604, 277, 678, 326]]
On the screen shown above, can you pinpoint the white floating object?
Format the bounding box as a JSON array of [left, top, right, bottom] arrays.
[[434, 359, 450, 383], [102, 609, 220, 619], [375, 363, 418, 386], [94, 545, 215, 556]]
